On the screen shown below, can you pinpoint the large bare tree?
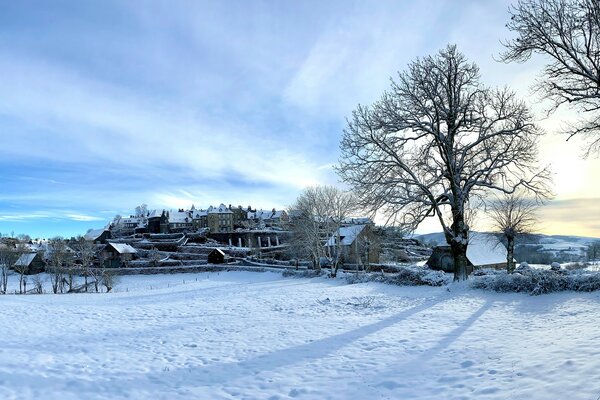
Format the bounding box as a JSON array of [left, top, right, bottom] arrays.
[[489, 193, 540, 272], [502, 0, 600, 155], [338, 45, 551, 281]]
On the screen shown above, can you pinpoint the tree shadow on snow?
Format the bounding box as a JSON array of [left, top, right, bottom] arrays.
[[112, 294, 454, 391]]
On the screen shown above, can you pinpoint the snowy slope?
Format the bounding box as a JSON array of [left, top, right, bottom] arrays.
[[416, 232, 599, 261], [0, 272, 600, 399]]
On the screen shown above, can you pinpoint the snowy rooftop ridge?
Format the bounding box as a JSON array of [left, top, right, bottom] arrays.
[[108, 242, 137, 254], [466, 232, 507, 266], [169, 211, 192, 224], [15, 253, 37, 267], [84, 228, 107, 241], [326, 224, 366, 246], [208, 204, 233, 214]]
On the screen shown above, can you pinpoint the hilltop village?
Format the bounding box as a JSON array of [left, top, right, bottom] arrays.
[[0, 203, 432, 290]]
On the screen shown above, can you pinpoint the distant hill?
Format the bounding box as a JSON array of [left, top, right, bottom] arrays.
[[414, 232, 600, 263]]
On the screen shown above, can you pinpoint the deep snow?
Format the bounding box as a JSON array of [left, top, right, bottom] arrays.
[[1, 271, 599, 399]]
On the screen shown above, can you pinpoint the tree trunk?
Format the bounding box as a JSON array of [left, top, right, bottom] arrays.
[[452, 245, 469, 282], [449, 213, 470, 282], [506, 237, 515, 273]]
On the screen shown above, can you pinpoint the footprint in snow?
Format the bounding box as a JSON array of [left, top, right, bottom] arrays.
[[460, 360, 475, 368], [289, 388, 308, 397]]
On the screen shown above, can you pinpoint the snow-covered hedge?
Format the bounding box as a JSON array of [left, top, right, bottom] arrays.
[[345, 265, 450, 287], [282, 269, 325, 278], [470, 268, 600, 295]]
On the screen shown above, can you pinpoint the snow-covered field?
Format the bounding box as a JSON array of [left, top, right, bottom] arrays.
[[1, 271, 600, 399]]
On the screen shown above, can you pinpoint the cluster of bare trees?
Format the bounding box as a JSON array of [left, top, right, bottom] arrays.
[[0, 247, 20, 294], [0, 236, 118, 295], [288, 185, 358, 277]]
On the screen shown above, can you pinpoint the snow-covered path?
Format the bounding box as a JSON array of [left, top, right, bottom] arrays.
[[1, 271, 599, 399]]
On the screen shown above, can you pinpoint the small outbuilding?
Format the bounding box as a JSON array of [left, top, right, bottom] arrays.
[[208, 248, 227, 264], [84, 228, 112, 244], [102, 242, 138, 268], [325, 224, 380, 265], [14, 252, 45, 274], [426, 233, 509, 274]]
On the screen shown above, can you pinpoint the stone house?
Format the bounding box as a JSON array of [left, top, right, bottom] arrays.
[[229, 205, 249, 229], [192, 209, 208, 230], [168, 210, 193, 232], [247, 209, 289, 227], [207, 204, 233, 233], [102, 242, 138, 268], [147, 210, 169, 234], [325, 224, 380, 265]]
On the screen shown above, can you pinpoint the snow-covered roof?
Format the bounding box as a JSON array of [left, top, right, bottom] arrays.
[[210, 248, 225, 256], [108, 243, 138, 254], [466, 233, 507, 266], [84, 228, 107, 241], [342, 217, 373, 225], [248, 209, 285, 220], [326, 225, 366, 246], [15, 253, 38, 267], [169, 211, 192, 224], [208, 204, 233, 214], [192, 210, 208, 218], [147, 209, 163, 218]]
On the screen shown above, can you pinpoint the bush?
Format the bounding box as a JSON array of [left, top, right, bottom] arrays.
[[345, 265, 450, 287], [470, 268, 600, 295], [282, 269, 325, 278]]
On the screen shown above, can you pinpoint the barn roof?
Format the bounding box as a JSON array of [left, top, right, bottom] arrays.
[[326, 225, 366, 247], [428, 233, 508, 268], [84, 228, 107, 241], [15, 253, 38, 267], [209, 248, 225, 256], [467, 233, 507, 266], [107, 243, 137, 254]]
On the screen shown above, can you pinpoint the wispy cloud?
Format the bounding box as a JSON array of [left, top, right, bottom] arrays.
[[0, 0, 598, 238]]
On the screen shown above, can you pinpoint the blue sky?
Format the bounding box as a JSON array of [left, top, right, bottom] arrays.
[[1, 0, 599, 238]]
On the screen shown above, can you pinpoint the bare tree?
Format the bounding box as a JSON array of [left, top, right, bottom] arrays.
[[0, 247, 20, 294], [31, 275, 44, 294], [489, 194, 540, 272], [502, 0, 600, 155], [338, 45, 551, 281], [101, 269, 118, 293], [73, 238, 96, 292], [48, 237, 71, 294], [587, 240, 600, 262], [288, 185, 357, 275], [134, 204, 148, 217], [147, 247, 161, 267], [12, 244, 28, 294]]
